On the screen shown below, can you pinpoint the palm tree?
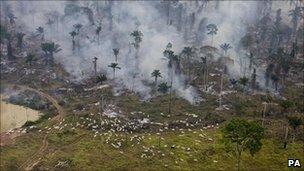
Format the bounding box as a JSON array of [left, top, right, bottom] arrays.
[[163, 43, 175, 69], [151, 70, 162, 86], [113, 48, 119, 62], [181, 46, 195, 78], [25, 53, 36, 66], [206, 24, 218, 46], [41, 42, 61, 66], [69, 31, 77, 51], [16, 32, 25, 50], [220, 43, 232, 56], [158, 82, 171, 94], [130, 30, 143, 50], [36, 26, 44, 40], [96, 74, 107, 84], [130, 30, 143, 71], [108, 63, 121, 79], [96, 25, 101, 45]]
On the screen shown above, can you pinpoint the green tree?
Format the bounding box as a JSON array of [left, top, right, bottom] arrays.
[[151, 69, 162, 86], [130, 30, 143, 71], [158, 82, 171, 94], [108, 63, 121, 79], [130, 30, 143, 50], [288, 116, 302, 143], [206, 24, 218, 46], [222, 118, 264, 171], [113, 48, 119, 62], [41, 42, 61, 66]]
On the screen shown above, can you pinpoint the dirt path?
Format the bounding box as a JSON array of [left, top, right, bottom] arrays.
[[19, 134, 49, 170], [1, 84, 66, 170], [1, 84, 65, 145], [17, 85, 66, 120]]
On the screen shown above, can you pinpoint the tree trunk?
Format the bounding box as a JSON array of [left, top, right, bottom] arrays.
[[168, 69, 173, 114], [219, 72, 223, 108], [155, 77, 158, 87], [283, 126, 289, 149], [205, 63, 209, 91], [187, 56, 191, 80]]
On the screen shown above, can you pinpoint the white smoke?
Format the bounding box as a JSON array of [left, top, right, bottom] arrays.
[[2, 1, 292, 102]]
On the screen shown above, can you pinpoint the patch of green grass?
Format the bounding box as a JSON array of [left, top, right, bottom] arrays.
[[2, 127, 302, 171]]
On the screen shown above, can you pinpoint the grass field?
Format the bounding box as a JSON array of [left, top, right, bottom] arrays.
[[1, 124, 303, 170]]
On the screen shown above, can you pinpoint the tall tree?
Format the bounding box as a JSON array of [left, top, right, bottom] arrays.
[[41, 42, 61, 66], [96, 25, 101, 45], [181, 46, 195, 79], [130, 30, 143, 71], [130, 30, 143, 51], [108, 63, 121, 79], [220, 43, 232, 56], [151, 69, 162, 86], [69, 30, 77, 51], [113, 48, 119, 62], [206, 24, 218, 46], [222, 118, 264, 171]]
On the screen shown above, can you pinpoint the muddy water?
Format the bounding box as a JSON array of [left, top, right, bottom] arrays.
[[0, 95, 41, 133]]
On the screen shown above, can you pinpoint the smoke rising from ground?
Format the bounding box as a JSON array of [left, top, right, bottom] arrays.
[[2, 1, 293, 102]]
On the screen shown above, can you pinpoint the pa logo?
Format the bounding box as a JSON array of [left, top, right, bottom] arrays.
[[288, 159, 301, 167]]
